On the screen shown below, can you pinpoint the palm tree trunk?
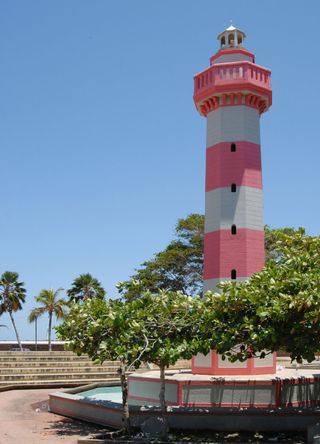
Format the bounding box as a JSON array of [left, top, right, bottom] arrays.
[[159, 364, 168, 437], [48, 312, 53, 351], [9, 310, 23, 351]]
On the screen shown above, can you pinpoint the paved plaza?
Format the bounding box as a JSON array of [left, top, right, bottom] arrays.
[[0, 388, 106, 444]]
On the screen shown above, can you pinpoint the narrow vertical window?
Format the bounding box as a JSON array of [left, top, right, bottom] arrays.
[[231, 224, 237, 235], [231, 183, 237, 192], [231, 143, 236, 152], [231, 269, 237, 280]]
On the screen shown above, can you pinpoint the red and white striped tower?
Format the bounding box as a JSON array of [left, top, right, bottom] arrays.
[[192, 25, 275, 375]]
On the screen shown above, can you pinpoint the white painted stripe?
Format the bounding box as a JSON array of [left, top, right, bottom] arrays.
[[205, 186, 264, 233], [254, 352, 274, 368], [129, 379, 178, 403], [218, 353, 247, 368], [206, 106, 260, 147], [204, 277, 248, 293], [194, 351, 212, 368]]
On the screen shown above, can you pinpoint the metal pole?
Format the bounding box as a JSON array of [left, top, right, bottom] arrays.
[[35, 318, 38, 352]]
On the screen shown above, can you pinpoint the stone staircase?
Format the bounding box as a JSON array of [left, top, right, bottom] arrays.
[[0, 351, 120, 389], [0, 351, 191, 390]]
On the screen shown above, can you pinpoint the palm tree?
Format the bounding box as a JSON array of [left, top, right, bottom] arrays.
[[0, 271, 26, 351], [67, 273, 105, 303], [29, 288, 67, 351]]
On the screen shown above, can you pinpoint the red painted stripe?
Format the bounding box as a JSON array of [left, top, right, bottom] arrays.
[[198, 100, 267, 117], [194, 83, 272, 108], [282, 378, 320, 385], [181, 402, 276, 408], [177, 381, 183, 405], [275, 379, 282, 407], [206, 141, 262, 191], [204, 229, 265, 279], [180, 380, 274, 387], [191, 365, 275, 376]]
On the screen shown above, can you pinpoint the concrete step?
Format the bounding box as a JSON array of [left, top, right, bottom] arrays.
[[0, 366, 119, 374], [0, 355, 100, 362], [0, 356, 95, 362], [0, 351, 76, 358], [0, 361, 119, 369], [0, 350, 190, 390], [0, 371, 118, 381]]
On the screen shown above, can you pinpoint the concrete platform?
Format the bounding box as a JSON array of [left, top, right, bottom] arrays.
[[128, 368, 320, 408], [49, 379, 320, 434]]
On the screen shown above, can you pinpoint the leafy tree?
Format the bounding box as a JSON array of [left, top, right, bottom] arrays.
[[0, 271, 26, 351], [199, 228, 320, 364], [56, 298, 146, 434], [264, 225, 300, 263], [67, 273, 105, 303], [124, 291, 203, 436], [29, 288, 67, 351], [117, 214, 299, 300], [118, 214, 204, 299], [57, 291, 204, 436]]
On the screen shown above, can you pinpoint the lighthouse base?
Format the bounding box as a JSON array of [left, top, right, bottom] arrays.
[[192, 350, 276, 375], [128, 367, 320, 408]]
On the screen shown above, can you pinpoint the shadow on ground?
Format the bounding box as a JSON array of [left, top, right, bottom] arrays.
[[31, 398, 112, 437], [45, 418, 110, 437]]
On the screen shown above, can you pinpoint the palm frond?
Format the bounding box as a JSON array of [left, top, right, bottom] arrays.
[[28, 307, 47, 322]]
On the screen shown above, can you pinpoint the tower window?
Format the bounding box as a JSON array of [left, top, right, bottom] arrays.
[[231, 224, 237, 235], [228, 33, 235, 46], [231, 269, 237, 280], [231, 183, 237, 192], [231, 143, 236, 152]]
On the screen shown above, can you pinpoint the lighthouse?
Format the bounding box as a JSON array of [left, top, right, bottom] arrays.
[[192, 25, 275, 375], [194, 25, 272, 292]]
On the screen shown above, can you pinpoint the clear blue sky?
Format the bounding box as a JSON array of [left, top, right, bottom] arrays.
[[0, 1, 319, 341]]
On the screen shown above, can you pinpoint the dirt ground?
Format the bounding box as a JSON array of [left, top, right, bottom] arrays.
[[0, 388, 109, 444]]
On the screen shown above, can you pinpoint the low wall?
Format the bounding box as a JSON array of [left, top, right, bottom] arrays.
[[0, 341, 65, 351], [49, 383, 320, 433], [0, 341, 66, 351]]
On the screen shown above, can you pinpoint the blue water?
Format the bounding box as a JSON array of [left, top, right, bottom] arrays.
[[79, 386, 122, 403]]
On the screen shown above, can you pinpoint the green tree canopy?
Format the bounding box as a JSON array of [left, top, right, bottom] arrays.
[[199, 227, 320, 363], [118, 214, 204, 299], [264, 225, 301, 263], [57, 291, 204, 435], [117, 215, 302, 300], [67, 273, 106, 303], [127, 290, 203, 435], [29, 288, 67, 351], [0, 271, 26, 351], [56, 297, 147, 433]]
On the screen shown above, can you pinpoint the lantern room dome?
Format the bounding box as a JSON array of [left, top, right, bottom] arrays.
[[217, 24, 246, 49]]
